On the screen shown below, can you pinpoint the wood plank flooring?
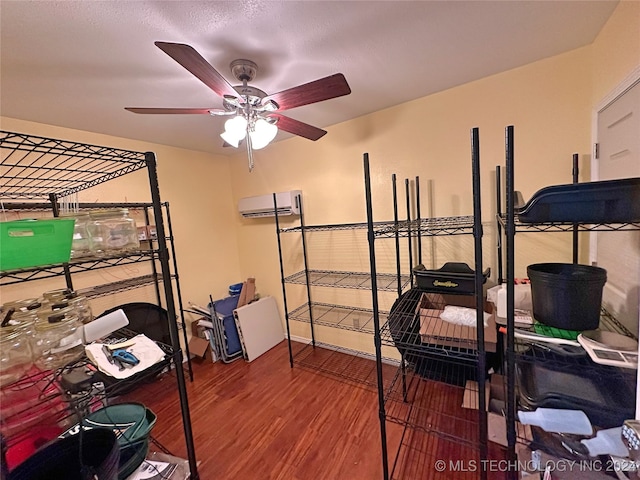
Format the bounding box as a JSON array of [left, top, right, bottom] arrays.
[[123, 341, 506, 480]]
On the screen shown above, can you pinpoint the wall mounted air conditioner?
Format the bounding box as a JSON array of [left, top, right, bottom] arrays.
[[238, 190, 302, 218]]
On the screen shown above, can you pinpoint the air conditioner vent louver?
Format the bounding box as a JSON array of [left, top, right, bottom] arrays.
[[238, 190, 301, 218]]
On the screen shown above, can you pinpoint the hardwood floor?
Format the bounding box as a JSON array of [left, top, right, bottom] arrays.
[[123, 341, 506, 480]]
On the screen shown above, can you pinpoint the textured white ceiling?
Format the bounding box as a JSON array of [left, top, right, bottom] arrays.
[[0, 1, 618, 155]]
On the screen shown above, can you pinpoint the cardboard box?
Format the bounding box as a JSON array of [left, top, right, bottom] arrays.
[[462, 374, 531, 447], [137, 226, 149, 241], [188, 336, 211, 362], [189, 318, 212, 362], [416, 292, 497, 352], [237, 278, 256, 308], [487, 374, 508, 446], [146, 225, 157, 241]]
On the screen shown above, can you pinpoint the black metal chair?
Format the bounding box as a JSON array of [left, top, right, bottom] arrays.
[[97, 302, 171, 347]]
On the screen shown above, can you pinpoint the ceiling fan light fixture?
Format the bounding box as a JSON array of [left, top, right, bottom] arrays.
[[249, 118, 278, 150], [220, 115, 248, 147]]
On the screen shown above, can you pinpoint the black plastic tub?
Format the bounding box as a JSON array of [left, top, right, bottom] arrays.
[[527, 263, 607, 330], [515, 177, 640, 224], [517, 361, 635, 429], [9, 428, 119, 480], [412, 262, 490, 294]]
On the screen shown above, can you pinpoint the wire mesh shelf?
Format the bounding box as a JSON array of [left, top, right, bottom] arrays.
[[374, 216, 475, 238], [0, 250, 160, 286], [0, 131, 148, 200], [284, 269, 410, 291], [279, 221, 375, 233], [497, 214, 640, 232], [384, 360, 484, 446], [288, 302, 388, 334], [390, 427, 508, 480], [291, 341, 398, 389], [380, 289, 488, 363], [78, 273, 162, 299], [513, 307, 637, 372]]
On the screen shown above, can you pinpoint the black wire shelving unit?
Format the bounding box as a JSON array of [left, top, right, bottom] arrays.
[[364, 127, 495, 480], [497, 126, 640, 479], [0, 200, 193, 381], [274, 194, 411, 387], [0, 131, 199, 479]]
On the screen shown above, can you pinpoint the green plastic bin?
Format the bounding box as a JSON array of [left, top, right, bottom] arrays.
[[0, 218, 75, 271]]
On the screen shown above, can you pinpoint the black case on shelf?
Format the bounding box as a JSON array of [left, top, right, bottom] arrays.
[[412, 262, 490, 294], [515, 177, 640, 224]]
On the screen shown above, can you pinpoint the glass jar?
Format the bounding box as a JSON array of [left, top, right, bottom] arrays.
[[60, 212, 92, 259], [42, 288, 72, 303], [67, 294, 93, 325], [33, 312, 84, 371], [0, 325, 33, 387], [87, 209, 140, 256], [1, 298, 41, 315], [2, 309, 37, 350]]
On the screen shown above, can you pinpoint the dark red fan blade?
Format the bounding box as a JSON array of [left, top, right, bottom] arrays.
[[155, 42, 239, 99], [125, 107, 213, 114], [263, 73, 351, 111], [269, 114, 327, 141]]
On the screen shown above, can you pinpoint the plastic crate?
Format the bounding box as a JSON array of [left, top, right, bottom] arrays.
[[0, 218, 75, 271]]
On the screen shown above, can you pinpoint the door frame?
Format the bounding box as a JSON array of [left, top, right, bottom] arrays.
[[589, 64, 640, 264], [589, 65, 640, 418]]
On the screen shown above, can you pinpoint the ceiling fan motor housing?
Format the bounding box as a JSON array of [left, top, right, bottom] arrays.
[[230, 59, 258, 82]]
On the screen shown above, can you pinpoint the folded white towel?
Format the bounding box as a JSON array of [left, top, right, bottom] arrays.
[[85, 334, 166, 379], [440, 305, 489, 328]]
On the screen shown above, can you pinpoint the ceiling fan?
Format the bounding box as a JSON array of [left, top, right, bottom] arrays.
[[126, 42, 352, 170]]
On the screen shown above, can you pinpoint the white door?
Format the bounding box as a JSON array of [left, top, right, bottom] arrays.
[[595, 78, 640, 334]]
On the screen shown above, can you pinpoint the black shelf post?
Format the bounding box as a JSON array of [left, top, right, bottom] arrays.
[[572, 153, 579, 264], [392, 174, 403, 297], [504, 127, 518, 478], [274, 194, 295, 368], [405, 179, 414, 289], [145, 152, 199, 479], [364, 153, 390, 480], [496, 166, 503, 285], [163, 202, 193, 382], [298, 195, 316, 347], [471, 127, 488, 479]]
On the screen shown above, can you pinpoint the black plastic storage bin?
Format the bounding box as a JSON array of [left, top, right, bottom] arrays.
[[412, 262, 490, 294], [527, 263, 607, 330], [9, 428, 119, 480], [515, 177, 640, 223], [516, 360, 635, 429]]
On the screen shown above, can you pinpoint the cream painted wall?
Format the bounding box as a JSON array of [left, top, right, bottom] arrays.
[[0, 117, 242, 328], [590, 0, 640, 105]]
